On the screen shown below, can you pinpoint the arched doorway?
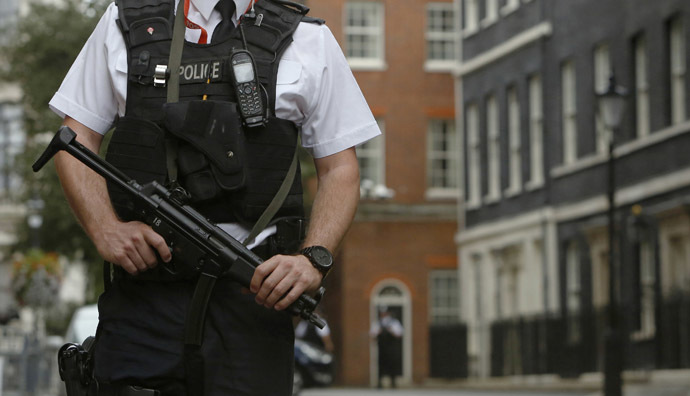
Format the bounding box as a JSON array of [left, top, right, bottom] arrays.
[[369, 279, 412, 387]]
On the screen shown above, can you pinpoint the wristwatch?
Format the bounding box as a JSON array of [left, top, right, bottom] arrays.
[[300, 246, 333, 279]]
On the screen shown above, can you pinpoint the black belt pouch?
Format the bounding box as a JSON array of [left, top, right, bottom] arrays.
[[163, 100, 246, 203]]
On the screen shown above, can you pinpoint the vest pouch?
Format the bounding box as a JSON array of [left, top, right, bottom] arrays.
[[163, 100, 246, 203], [105, 117, 168, 221]]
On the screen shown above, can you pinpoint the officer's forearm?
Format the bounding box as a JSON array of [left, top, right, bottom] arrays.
[[304, 147, 360, 253], [53, 117, 119, 243]]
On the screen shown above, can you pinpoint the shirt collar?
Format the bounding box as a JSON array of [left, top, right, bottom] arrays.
[[181, 0, 254, 24], [189, 0, 218, 21]]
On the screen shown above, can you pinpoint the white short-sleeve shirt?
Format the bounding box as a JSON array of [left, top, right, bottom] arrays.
[[49, 0, 380, 245], [49, 0, 380, 159]]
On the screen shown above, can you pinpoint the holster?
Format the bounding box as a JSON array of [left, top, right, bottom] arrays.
[[58, 336, 97, 396]]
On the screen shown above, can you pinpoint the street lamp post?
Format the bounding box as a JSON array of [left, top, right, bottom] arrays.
[[597, 74, 627, 396]]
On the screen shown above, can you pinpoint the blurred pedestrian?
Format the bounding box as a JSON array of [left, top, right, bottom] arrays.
[[369, 306, 403, 389]]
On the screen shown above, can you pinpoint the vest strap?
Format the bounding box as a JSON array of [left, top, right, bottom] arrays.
[[243, 143, 299, 246]]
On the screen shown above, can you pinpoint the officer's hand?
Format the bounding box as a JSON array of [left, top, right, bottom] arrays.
[[250, 254, 322, 311], [93, 220, 172, 275]]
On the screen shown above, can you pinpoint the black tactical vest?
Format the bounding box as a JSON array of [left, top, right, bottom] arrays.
[[106, 0, 320, 225]]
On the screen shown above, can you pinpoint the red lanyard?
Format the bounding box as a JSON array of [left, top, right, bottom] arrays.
[[184, 0, 208, 44]]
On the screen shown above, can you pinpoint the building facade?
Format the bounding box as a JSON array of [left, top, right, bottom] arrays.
[[304, 0, 460, 386], [457, 0, 690, 379]]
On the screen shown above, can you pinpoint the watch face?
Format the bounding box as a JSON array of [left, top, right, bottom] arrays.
[[307, 246, 333, 269]]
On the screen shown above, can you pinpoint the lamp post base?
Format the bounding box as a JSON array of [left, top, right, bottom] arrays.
[[604, 330, 623, 396]]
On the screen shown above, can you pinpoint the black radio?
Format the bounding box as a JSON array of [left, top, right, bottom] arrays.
[[230, 49, 266, 128]]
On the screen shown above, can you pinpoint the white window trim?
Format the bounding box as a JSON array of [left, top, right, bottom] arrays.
[[463, 0, 479, 36], [670, 17, 686, 125], [344, 2, 386, 71], [594, 44, 612, 155], [485, 96, 501, 202], [481, 0, 499, 28], [527, 74, 544, 190], [562, 61, 578, 165], [425, 2, 456, 70], [427, 119, 459, 199], [429, 270, 461, 324], [635, 35, 651, 138], [466, 104, 481, 209], [506, 87, 522, 197]]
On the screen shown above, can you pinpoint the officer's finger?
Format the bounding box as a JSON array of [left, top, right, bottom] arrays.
[[143, 228, 171, 263], [274, 281, 307, 311], [127, 249, 149, 272], [250, 257, 279, 294], [255, 262, 290, 305], [119, 256, 139, 275], [132, 231, 159, 268], [262, 271, 298, 308]]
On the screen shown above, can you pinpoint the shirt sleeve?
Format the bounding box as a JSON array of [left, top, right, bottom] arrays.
[[292, 24, 381, 159], [48, 3, 123, 134]]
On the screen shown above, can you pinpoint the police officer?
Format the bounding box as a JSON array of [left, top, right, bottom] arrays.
[[49, 0, 380, 395]]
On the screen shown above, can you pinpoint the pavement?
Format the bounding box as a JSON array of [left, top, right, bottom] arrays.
[[300, 369, 690, 396]]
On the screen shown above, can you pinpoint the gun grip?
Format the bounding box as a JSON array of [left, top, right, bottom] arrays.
[[32, 126, 77, 172]]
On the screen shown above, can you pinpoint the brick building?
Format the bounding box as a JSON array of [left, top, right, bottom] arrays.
[[303, 0, 460, 387]]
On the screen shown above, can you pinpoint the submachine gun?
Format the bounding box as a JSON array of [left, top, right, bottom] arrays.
[[33, 126, 326, 327]]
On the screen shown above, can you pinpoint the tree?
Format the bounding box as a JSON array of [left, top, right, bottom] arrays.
[[1, 0, 110, 302]]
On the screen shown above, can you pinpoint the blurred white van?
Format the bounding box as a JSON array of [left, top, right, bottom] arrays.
[[64, 304, 99, 344]]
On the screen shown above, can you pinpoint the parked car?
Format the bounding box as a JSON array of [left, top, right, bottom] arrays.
[[292, 339, 334, 395], [64, 304, 99, 344]]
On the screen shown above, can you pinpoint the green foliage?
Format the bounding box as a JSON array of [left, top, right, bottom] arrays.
[[1, 0, 109, 136], [1, 0, 110, 302]]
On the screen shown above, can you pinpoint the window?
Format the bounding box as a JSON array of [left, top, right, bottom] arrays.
[[634, 35, 651, 138], [427, 119, 459, 196], [426, 3, 456, 66], [430, 270, 460, 324], [527, 74, 544, 188], [566, 242, 582, 342], [634, 239, 656, 339], [344, 1, 385, 69], [670, 17, 686, 125], [463, 0, 479, 34], [466, 104, 481, 207], [507, 87, 521, 195], [483, 0, 498, 26], [594, 44, 612, 154], [486, 95, 500, 201], [357, 118, 385, 186], [561, 60, 577, 164], [669, 235, 690, 295]]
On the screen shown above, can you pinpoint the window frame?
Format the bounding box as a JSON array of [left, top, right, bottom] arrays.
[[344, 1, 386, 70], [427, 118, 459, 199], [527, 74, 544, 190], [429, 269, 460, 325], [425, 2, 457, 71], [561, 60, 578, 165]]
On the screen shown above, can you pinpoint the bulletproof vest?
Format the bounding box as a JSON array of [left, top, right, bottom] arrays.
[[106, 0, 321, 225]]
